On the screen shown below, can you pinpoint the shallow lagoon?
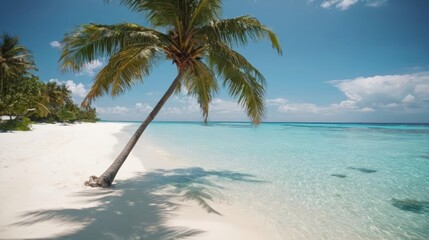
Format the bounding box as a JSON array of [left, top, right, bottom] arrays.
[[129, 122, 429, 239]]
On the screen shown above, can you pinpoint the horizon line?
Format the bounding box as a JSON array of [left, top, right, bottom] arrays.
[[98, 120, 429, 125]]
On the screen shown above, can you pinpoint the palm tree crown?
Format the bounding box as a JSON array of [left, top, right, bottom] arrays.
[[0, 34, 36, 93], [60, 0, 282, 123]]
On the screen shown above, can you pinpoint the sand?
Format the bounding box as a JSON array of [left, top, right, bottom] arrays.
[[0, 122, 279, 239]]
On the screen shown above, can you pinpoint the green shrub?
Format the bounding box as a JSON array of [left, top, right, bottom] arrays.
[[57, 109, 76, 123], [0, 117, 32, 132]]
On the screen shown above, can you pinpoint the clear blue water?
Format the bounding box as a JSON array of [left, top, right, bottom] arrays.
[[127, 122, 429, 239]]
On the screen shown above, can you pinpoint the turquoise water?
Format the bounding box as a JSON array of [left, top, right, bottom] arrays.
[[128, 122, 429, 239]]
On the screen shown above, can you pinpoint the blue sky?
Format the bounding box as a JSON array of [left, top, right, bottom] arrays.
[[1, 0, 429, 122]]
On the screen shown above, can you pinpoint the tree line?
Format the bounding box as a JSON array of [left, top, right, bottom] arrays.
[[0, 34, 98, 131]]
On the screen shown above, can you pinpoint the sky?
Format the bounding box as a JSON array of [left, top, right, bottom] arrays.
[[1, 0, 429, 123]]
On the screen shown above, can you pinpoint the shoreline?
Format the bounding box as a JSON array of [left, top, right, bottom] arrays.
[[0, 122, 279, 239]]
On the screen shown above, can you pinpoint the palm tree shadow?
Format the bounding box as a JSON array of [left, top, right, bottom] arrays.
[[13, 167, 262, 239]]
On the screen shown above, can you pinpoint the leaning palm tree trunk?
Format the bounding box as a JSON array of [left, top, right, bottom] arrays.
[[85, 71, 184, 187]]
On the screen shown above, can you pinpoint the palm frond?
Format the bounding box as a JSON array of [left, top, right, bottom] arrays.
[[188, 0, 222, 28], [35, 102, 50, 118], [208, 43, 266, 124], [59, 23, 166, 73], [82, 45, 161, 106], [197, 15, 282, 54], [183, 60, 218, 122], [120, 0, 221, 33], [0, 34, 36, 77], [120, 0, 192, 29]]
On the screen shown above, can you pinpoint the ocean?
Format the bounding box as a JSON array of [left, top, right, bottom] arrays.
[[126, 122, 429, 239]]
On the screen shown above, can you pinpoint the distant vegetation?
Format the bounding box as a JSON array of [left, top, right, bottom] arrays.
[[0, 34, 98, 132]]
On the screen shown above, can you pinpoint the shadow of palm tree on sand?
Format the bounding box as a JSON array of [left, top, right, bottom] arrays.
[[13, 167, 262, 239]]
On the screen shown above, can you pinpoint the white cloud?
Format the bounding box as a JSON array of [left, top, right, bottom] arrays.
[[384, 103, 398, 108], [321, 0, 358, 10], [65, 80, 87, 98], [276, 103, 345, 115], [278, 103, 322, 113], [162, 107, 183, 115], [317, 0, 386, 10], [360, 107, 375, 112], [135, 103, 153, 113], [159, 96, 243, 117], [78, 59, 103, 77], [338, 0, 359, 9], [210, 98, 243, 114], [96, 103, 154, 120], [338, 99, 358, 109], [402, 94, 415, 104], [274, 101, 376, 116], [155, 95, 246, 121], [415, 83, 429, 95], [50, 41, 62, 49], [330, 72, 429, 110], [158, 96, 193, 116], [186, 98, 201, 113], [165, 95, 200, 115], [97, 106, 129, 115], [365, 0, 387, 7], [172, 95, 188, 104], [266, 98, 288, 105], [49, 79, 88, 100], [271, 72, 429, 119]]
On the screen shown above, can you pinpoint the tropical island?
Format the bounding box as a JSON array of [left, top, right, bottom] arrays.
[[0, 34, 98, 131]]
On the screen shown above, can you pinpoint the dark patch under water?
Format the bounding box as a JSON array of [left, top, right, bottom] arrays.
[[331, 174, 347, 178], [348, 167, 377, 173], [391, 198, 429, 214], [419, 154, 429, 160]]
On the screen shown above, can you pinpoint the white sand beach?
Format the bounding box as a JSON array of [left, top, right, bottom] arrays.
[[0, 122, 279, 239]]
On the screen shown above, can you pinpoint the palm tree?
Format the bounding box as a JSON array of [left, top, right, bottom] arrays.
[[0, 34, 36, 94], [43, 81, 72, 112], [58, 83, 74, 107], [60, 0, 282, 187]]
